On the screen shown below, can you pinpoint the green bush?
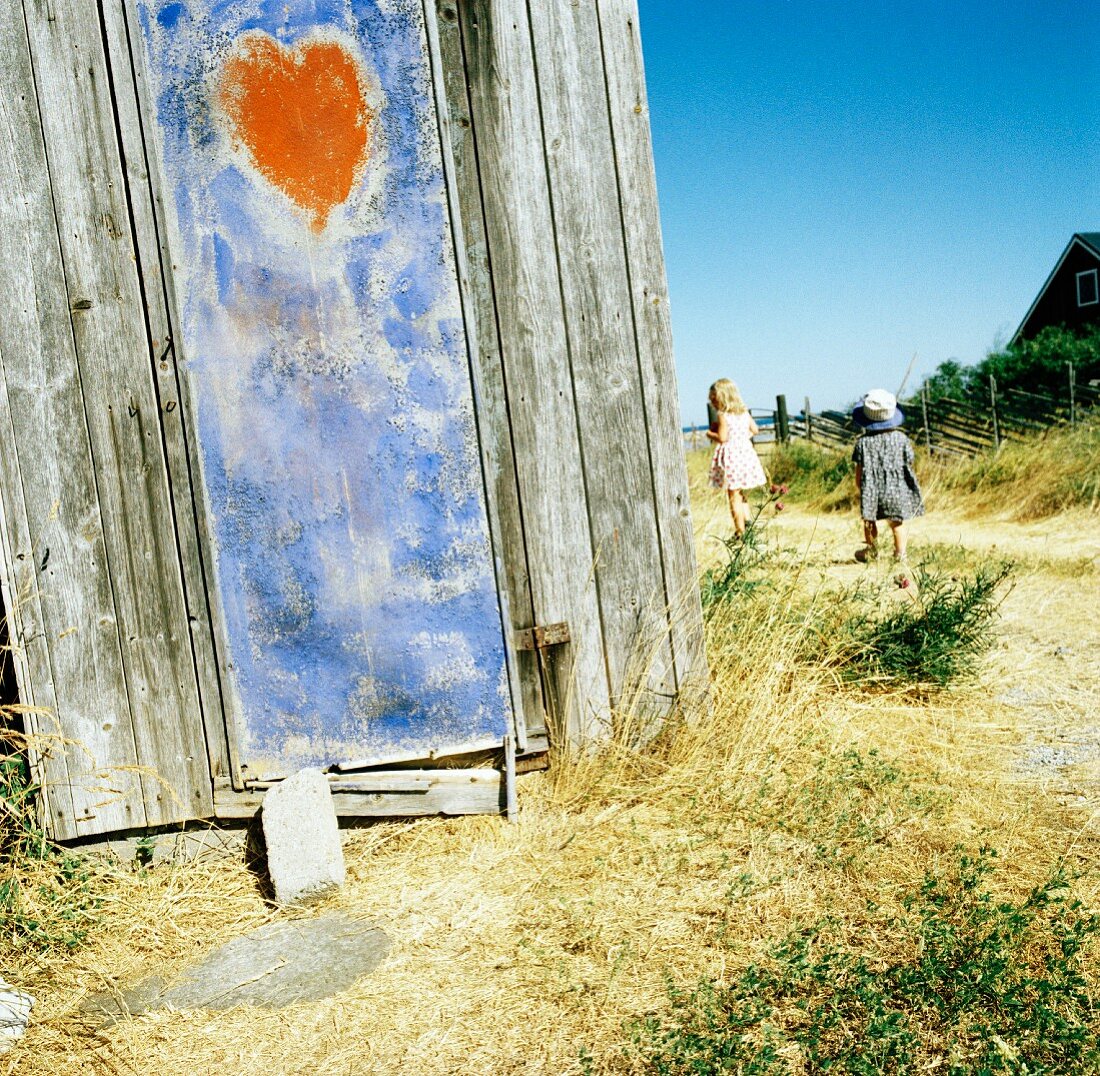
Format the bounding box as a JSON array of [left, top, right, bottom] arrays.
[[921, 324, 1100, 406], [632, 850, 1100, 1074], [842, 562, 1014, 687]]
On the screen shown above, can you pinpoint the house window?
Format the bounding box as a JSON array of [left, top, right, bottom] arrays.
[[1078, 269, 1099, 307]]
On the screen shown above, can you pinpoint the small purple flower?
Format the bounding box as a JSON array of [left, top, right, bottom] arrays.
[[769, 483, 779, 495], [775, 501, 785, 512], [898, 577, 911, 589], [779, 484, 789, 495]]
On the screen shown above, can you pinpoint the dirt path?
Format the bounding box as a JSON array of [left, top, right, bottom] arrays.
[[693, 486, 1100, 814]]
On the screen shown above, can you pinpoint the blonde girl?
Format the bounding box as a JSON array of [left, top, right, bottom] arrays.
[[707, 379, 767, 537]]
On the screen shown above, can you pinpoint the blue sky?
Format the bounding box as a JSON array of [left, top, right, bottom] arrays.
[[636, 1, 1100, 423]]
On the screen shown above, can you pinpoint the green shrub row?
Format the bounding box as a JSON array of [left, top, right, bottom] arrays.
[[632, 849, 1100, 1075]]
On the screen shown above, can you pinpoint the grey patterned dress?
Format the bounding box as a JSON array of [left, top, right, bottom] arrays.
[[851, 430, 924, 522]]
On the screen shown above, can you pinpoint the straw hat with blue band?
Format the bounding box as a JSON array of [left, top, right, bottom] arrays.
[[852, 388, 905, 431]]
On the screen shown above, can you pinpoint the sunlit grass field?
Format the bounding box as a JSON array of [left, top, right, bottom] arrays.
[[6, 425, 1100, 1074]]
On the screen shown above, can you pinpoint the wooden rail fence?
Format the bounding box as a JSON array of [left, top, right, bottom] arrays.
[[685, 368, 1099, 458]]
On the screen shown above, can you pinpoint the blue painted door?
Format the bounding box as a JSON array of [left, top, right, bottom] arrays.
[[137, 0, 511, 778]]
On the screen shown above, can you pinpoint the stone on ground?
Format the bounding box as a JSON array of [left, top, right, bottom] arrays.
[[85, 914, 390, 1022], [0, 977, 33, 1054], [261, 767, 345, 905]]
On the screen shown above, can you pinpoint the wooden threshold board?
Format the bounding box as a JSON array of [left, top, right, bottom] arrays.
[[212, 729, 551, 820], [214, 768, 504, 820]]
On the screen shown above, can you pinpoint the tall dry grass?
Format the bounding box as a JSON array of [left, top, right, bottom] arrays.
[[935, 420, 1100, 519], [6, 535, 1098, 1073], [754, 417, 1100, 522]]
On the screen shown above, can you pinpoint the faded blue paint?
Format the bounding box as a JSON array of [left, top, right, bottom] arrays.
[[157, 2, 187, 30], [212, 233, 234, 303], [137, 0, 511, 774]]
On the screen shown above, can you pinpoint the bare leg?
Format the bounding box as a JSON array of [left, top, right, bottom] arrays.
[[728, 489, 747, 537], [856, 518, 879, 562], [734, 491, 749, 536], [889, 520, 907, 560]]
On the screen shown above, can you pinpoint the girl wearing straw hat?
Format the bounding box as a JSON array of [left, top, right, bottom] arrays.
[[851, 388, 924, 563]]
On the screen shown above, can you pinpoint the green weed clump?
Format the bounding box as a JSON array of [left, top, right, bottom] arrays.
[[632, 850, 1100, 1075], [758, 748, 942, 872], [0, 749, 98, 953], [699, 532, 776, 614], [699, 488, 793, 614], [703, 543, 1013, 689], [841, 562, 1014, 687]]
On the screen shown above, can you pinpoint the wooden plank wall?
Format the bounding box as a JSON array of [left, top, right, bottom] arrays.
[[426, 3, 537, 753], [440, 0, 707, 743], [0, 0, 226, 838], [0, 0, 704, 841], [102, 0, 238, 788], [441, 0, 612, 743], [597, 0, 709, 710]]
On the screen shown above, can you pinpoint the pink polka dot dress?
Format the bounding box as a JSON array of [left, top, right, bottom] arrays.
[[709, 411, 767, 492]]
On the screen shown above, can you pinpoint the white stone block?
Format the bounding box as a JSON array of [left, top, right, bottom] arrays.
[[0, 977, 33, 1055], [261, 768, 345, 905]]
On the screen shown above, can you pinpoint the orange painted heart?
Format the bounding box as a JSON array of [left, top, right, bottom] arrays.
[[219, 31, 373, 231]]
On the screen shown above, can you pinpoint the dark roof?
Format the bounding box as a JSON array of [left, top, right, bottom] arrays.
[[1077, 233, 1100, 256]]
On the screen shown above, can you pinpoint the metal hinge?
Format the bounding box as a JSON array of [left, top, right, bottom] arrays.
[[514, 621, 571, 651]]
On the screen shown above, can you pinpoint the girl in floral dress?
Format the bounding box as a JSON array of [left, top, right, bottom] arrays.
[[707, 379, 767, 537]]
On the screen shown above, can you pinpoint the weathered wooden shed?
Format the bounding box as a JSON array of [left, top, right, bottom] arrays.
[[0, 0, 706, 841]]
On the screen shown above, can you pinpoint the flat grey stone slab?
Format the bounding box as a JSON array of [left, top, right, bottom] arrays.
[[86, 914, 389, 1023], [262, 768, 345, 905]]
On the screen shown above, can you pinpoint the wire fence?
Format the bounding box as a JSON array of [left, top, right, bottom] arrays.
[[684, 365, 1100, 457]]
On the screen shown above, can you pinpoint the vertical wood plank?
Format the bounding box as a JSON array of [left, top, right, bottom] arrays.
[[117, 0, 247, 788], [21, 0, 211, 826], [596, 0, 708, 708], [0, 1, 141, 837], [455, 0, 612, 743], [427, 0, 530, 750], [526, 0, 678, 716], [101, 0, 232, 783], [0, 353, 72, 833], [434, 0, 542, 745]]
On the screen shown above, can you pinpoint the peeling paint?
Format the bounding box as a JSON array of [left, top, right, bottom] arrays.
[[138, 0, 510, 773], [219, 31, 374, 232]]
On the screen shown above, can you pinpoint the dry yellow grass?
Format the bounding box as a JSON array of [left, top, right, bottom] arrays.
[[4, 449, 1100, 1074]]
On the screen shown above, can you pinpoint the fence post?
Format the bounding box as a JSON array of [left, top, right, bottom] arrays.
[[804, 396, 813, 442], [989, 374, 1001, 450], [691, 424, 698, 450], [920, 386, 932, 452], [1068, 361, 1076, 428], [775, 394, 790, 444]]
